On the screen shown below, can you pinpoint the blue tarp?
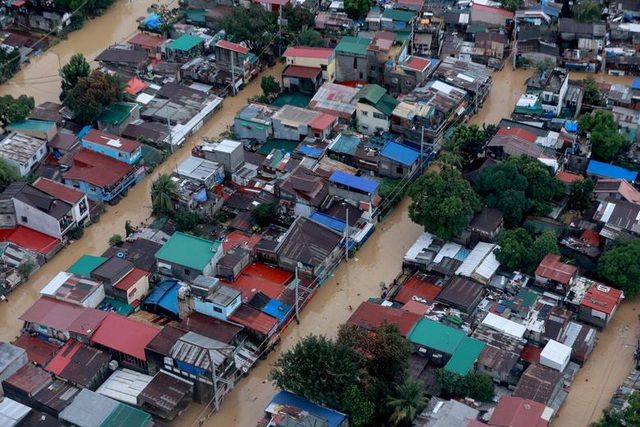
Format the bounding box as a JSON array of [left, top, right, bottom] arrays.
[[564, 121, 578, 133], [587, 160, 638, 182], [633, 78, 640, 91], [143, 280, 180, 316], [297, 145, 324, 159], [143, 13, 161, 30], [261, 299, 291, 324], [269, 391, 348, 427], [379, 141, 420, 166], [310, 212, 346, 232], [329, 171, 379, 193]]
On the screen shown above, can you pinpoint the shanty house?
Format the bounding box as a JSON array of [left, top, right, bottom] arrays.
[[534, 253, 578, 296], [155, 232, 223, 281]]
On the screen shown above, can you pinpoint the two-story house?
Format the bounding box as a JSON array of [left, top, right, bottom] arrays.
[[0, 132, 47, 177], [214, 40, 256, 88], [355, 84, 398, 135], [155, 232, 223, 281], [33, 177, 90, 228], [81, 128, 142, 165], [525, 68, 569, 117], [191, 276, 242, 321], [283, 46, 336, 83]]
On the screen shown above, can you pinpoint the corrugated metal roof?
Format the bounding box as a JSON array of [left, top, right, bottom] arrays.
[[169, 332, 234, 372], [329, 170, 379, 193], [59, 389, 119, 427], [138, 370, 193, 412], [379, 142, 420, 166], [96, 368, 153, 405], [0, 397, 30, 425], [587, 160, 638, 181]]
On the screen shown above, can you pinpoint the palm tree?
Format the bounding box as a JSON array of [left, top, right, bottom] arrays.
[[151, 174, 177, 214], [387, 379, 428, 426]]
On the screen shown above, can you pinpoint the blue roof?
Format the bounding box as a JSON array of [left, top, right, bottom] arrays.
[[564, 120, 578, 133], [268, 391, 347, 427], [310, 212, 346, 232], [7, 119, 56, 133], [379, 141, 420, 166], [632, 78, 640, 90], [329, 171, 379, 193], [261, 299, 291, 324], [328, 134, 360, 155], [587, 160, 638, 181], [297, 145, 324, 159], [143, 279, 180, 316]]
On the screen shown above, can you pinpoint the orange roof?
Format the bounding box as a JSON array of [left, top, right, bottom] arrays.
[[222, 231, 262, 252], [395, 274, 442, 304], [223, 262, 292, 301], [283, 46, 334, 59], [125, 77, 147, 95], [113, 268, 149, 291], [580, 229, 600, 247], [581, 283, 623, 315], [128, 33, 167, 49], [346, 301, 421, 337], [497, 127, 537, 143], [90, 313, 159, 361], [534, 253, 577, 286], [402, 300, 430, 315], [215, 39, 249, 54], [555, 171, 582, 184], [309, 112, 337, 131]]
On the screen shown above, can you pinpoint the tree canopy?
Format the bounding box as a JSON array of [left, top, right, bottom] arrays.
[[447, 124, 497, 164], [151, 174, 177, 214], [344, 0, 372, 20], [598, 239, 640, 297], [0, 157, 19, 190], [408, 168, 481, 240], [579, 110, 627, 162], [593, 392, 640, 427], [251, 202, 277, 227], [0, 95, 35, 127], [283, 4, 315, 32], [568, 178, 595, 211], [260, 75, 280, 98], [296, 29, 324, 47], [573, 0, 602, 23], [496, 228, 559, 274], [387, 379, 428, 426], [582, 76, 602, 106], [217, 5, 277, 53], [62, 70, 123, 124], [60, 53, 90, 102], [435, 370, 495, 402], [0, 47, 20, 83], [500, 0, 521, 11]]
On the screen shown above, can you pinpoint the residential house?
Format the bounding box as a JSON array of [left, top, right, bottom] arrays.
[[472, 32, 509, 68], [282, 65, 323, 94], [32, 178, 90, 228], [255, 0, 292, 12], [486, 128, 555, 167], [526, 68, 569, 116], [416, 398, 479, 427], [579, 280, 624, 329], [517, 40, 559, 67], [328, 170, 380, 207], [355, 84, 398, 135], [314, 12, 354, 38], [137, 370, 193, 421], [156, 232, 223, 280], [233, 103, 275, 142], [470, 4, 514, 28], [377, 141, 420, 178], [283, 46, 336, 82], [214, 39, 256, 87], [62, 149, 137, 203], [95, 47, 149, 76], [201, 139, 244, 176], [587, 160, 637, 182], [191, 278, 242, 321], [593, 198, 640, 241], [0, 132, 47, 177], [96, 102, 140, 136], [166, 34, 205, 62], [512, 363, 564, 408], [6, 119, 57, 142], [366, 31, 407, 86], [384, 55, 439, 96], [381, 8, 416, 32], [347, 301, 420, 337], [40, 272, 105, 308], [44, 340, 111, 390], [275, 216, 344, 277], [109, 267, 150, 305], [558, 18, 606, 48], [473, 323, 525, 385], [464, 207, 504, 244], [489, 396, 553, 427], [0, 182, 76, 240], [276, 166, 328, 217], [127, 33, 167, 58], [334, 36, 371, 82], [437, 276, 485, 313], [594, 179, 640, 204], [309, 82, 358, 121], [175, 156, 225, 189], [433, 57, 493, 111], [260, 391, 348, 427], [81, 128, 142, 165], [534, 253, 578, 296], [271, 105, 337, 141], [414, 13, 444, 57]]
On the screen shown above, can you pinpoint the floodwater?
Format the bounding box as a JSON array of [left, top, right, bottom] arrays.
[[470, 66, 532, 126]]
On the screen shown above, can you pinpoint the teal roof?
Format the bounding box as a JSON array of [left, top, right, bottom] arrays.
[[7, 119, 55, 133], [155, 232, 220, 271], [357, 85, 398, 116], [167, 34, 204, 52], [330, 134, 360, 155], [67, 255, 107, 277], [408, 318, 466, 354], [100, 404, 151, 427], [444, 337, 486, 376], [382, 8, 417, 22], [395, 31, 411, 42], [185, 9, 206, 23], [335, 36, 370, 57], [98, 103, 135, 125]]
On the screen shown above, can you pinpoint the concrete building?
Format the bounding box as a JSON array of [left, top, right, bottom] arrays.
[[5, 119, 57, 142], [201, 139, 244, 175], [334, 36, 371, 82], [283, 46, 336, 82], [272, 105, 337, 141], [355, 84, 398, 135], [526, 68, 569, 116], [81, 128, 142, 165], [192, 277, 242, 321], [0, 132, 47, 177], [232, 103, 275, 142], [33, 178, 90, 229], [175, 156, 225, 189], [156, 232, 223, 281]]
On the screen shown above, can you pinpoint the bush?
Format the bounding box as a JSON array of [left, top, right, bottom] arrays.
[[17, 261, 35, 279], [108, 234, 123, 246]]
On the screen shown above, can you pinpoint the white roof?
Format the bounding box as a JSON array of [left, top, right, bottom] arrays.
[[96, 368, 153, 405], [434, 242, 462, 264], [481, 312, 526, 339], [404, 232, 434, 263], [211, 139, 242, 153], [455, 242, 499, 281], [40, 271, 73, 296], [176, 156, 223, 182], [0, 397, 30, 426], [474, 245, 500, 282], [541, 340, 572, 364]]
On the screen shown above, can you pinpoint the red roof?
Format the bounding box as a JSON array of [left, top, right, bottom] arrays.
[[395, 274, 442, 304], [222, 231, 262, 252], [489, 396, 549, 427], [229, 304, 278, 336], [402, 300, 430, 315], [83, 129, 140, 154], [309, 112, 338, 131], [403, 56, 431, 72], [283, 65, 322, 80], [3, 226, 60, 255], [534, 254, 577, 286], [520, 345, 542, 364], [215, 39, 249, 54], [472, 3, 514, 18], [63, 149, 134, 188], [33, 177, 85, 204], [580, 229, 600, 247], [555, 171, 582, 184], [256, 0, 291, 5], [283, 46, 334, 60], [224, 262, 292, 301], [128, 33, 167, 49], [581, 283, 623, 315], [125, 77, 147, 95], [113, 268, 149, 291], [90, 313, 160, 361], [45, 340, 81, 376], [20, 297, 87, 332], [497, 127, 537, 143], [347, 301, 420, 337], [67, 308, 107, 337], [4, 364, 52, 396], [12, 334, 61, 366]]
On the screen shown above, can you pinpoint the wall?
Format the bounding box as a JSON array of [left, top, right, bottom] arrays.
[[357, 102, 390, 135], [123, 274, 150, 305], [378, 158, 417, 179], [233, 118, 272, 142], [193, 294, 241, 320], [12, 198, 63, 238], [335, 53, 368, 82], [272, 119, 307, 141], [3, 143, 47, 177], [287, 56, 336, 82], [70, 196, 91, 226], [81, 140, 142, 165], [0, 199, 16, 228], [328, 183, 375, 204], [64, 170, 136, 202]]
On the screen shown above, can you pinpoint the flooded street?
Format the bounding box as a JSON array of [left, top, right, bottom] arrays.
[[470, 66, 532, 126]]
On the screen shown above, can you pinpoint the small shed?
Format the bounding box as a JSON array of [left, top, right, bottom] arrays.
[[540, 340, 572, 372]]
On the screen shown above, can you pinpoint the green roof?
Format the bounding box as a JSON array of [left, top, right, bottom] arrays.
[[395, 31, 411, 42], [444, 337, 486, 376], [98, 103, 135, 125], [67, 255, 107, 277], [376, 93, 399, 116], [7, 119, 55, 133], [155, 232, 220, 271], [185, 9, 206, 23], [357, 85, 398, 116], [408, 318, 466, 354], [335, 36, 370, 57], [256, 139, 300, 155], [382, 8, 417, 22], [167, 34, 204, 52], [100, 404, 151, 427]]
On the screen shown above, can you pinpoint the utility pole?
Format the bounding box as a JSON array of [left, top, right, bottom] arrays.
[[166, 112, 174, 153], [420, 125, 425, 173], [344, 208, 349, 262], [230, 48, 236, 96]]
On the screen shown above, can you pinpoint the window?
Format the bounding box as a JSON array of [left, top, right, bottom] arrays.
[[353, 57, 357, 68], [79, 199, 87, 215], [373, 112, 386, 120], [184, 268, 190, 275], [320, 64, 327, 71], [213, 306, 223, 313], [361, 111, 368, 116], [359, 72, 363, 79], [396, 166, 404, 174], [20, 216, 28, 223], [370, 65, 376, 71]]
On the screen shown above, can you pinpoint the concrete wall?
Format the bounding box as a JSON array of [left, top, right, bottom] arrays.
[[335, 53, 368, 82], [233, 118, 272, 142], [81, 140, 142, 165], [357, 102, 390, 135], [272, 119, 308, 141], [193, 294, 241, 321], [13, 198, 64, 238]]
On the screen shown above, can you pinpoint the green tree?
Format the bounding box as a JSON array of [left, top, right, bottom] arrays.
[[217, 5, 277, 53], [251, 202, 277, 227], [260, 75, 280, 98], [17, 261, 35, 279], [0, 47, 20, 83], [270, 334, 361, 410], [408, 169, 481, 240], [60, 53, 90, 102], [63, 70, 123, 124], [496, 228, 559, 273], [494, 189, 527, 227], [0, 95, 35, 126], [593, 392, 640, 427], [535, 59, 555, 74], [378, 178, 405, 209], [500, 0, 521, 11], [296, 29, 324, 47], [344, 0, 372, 20], [569, 178, 595, 211], [340, 385, 375, 427], [125, 220, 134, 237], [0, 158, 19, 189], [449, 124, 497, 162], [598, 239, 640, 297], [151, 174, 177, 214], [464, 372, 495, 402], [511, 156, 563, 203], [387, 379, 427, 426], [583, 76, 602, 106], [283, 3, 315, 32], [579, 110, 627, 162], [435, 369, 465, 398], [174, 211, 199, 232], [108, 234, 123, 246], [574, 0, 602, 23]]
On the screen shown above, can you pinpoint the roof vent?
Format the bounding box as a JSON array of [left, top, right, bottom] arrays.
[[596, 284, 610, 293]]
